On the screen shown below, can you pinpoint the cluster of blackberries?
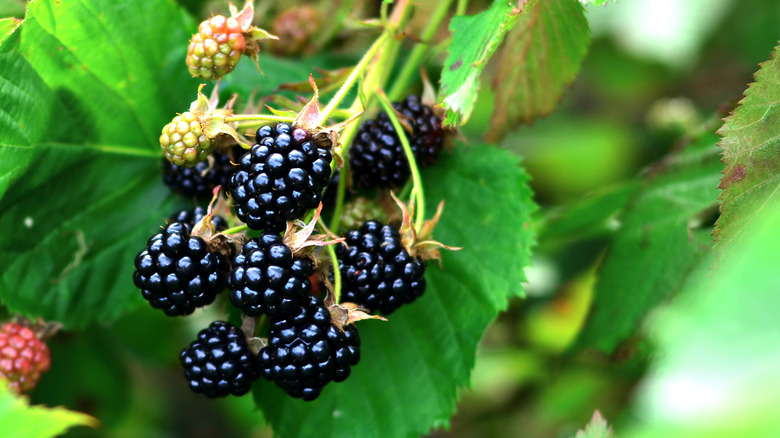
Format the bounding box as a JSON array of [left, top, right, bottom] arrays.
[[142, 96, 445, 402]]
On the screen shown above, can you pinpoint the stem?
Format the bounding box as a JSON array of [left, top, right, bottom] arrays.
[[376, 92, 425, 230], [327, 243, 342, 304], [225, 114, 295, 123], [318, 32, 391, 125], [388, 0, 456, 100], [456, 0, 469, 15], [222, 224, 248, 235]]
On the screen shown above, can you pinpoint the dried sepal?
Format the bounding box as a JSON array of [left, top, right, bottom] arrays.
[[390, 192, 462, 263], [325, 295, 386, 333], [186, 84, 252, 148], [283, 203, 345, 257]]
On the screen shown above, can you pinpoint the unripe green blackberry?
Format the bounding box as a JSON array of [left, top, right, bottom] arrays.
[[160, 112, 213, 167]]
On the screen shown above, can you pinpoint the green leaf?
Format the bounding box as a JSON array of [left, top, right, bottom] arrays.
[[580, 0, 616, 5], [0, 17, 20, 44], [0, 382, 97, 438], [253, 143, 537, 437], [626, 197, 780, 438], [440, 1, 523, 126], [573, 411, 616, 438], [0, 0, 371, 330], [715, 41, 780, 255], [486, 0, 590, 141], [0, 0, 197, 328], [573, 132, 722, 353]]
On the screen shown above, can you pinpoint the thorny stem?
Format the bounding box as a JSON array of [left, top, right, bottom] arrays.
[[317, 32, 391, 126], [327, 242, 342, 304], [377, 91, 425, 231], [388, 0, 457, 100]]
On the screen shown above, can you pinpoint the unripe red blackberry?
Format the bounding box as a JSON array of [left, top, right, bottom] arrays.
[[133, 222, 229, 316], [187, 15, 246, 80], [0, 323, 51, 394], [228, 123, 332, 231], [227, 232, 314, 318], [180, 321, 260, 398], [331, 220, 426, 315], [258, 296, 360, 401], [349, 95, 444, 189], [163, 145, 243, 198]]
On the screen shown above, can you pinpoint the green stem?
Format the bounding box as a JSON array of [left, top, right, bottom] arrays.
[[456, 0, 469, 15], [222, 224, 248, 235], [327, 243, 342, 304], [225, 114, 295, 123], [388, 0, 456, 100], [376, 92, 425, 231], [318, 32, 391, 125]]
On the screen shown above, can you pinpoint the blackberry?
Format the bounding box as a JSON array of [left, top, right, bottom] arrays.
[[133, 222, 229, 316], [228, 232, 314, 318], [180, 321, 260, 398], [332, 220, 426, 315], [0, 323, 51, 394], [349, 95, 444, 189], [228, 123, 332, 231], [163, 145, 243, 198], [169, 207, 229, 232], [160, 111, 214, 167], [258, 296, 360, 401], [187, 15, 246, 80]]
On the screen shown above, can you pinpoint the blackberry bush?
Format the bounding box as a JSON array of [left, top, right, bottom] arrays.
[[133, 222, 229, 316], [228, 232, 315, 318], [350, 95, 444, 190], [258, 296, 360, 401], [228, 123, 333, 231], [180, 321, 260, 398]]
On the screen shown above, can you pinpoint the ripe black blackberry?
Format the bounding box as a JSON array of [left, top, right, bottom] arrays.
[[180, 321, 260, 398], [133, 222, 229, 316], [169, 206, 228, 232], [227, 232, 314, 318], [163, 145, 244, 198], [228, 123, 332, 231], [349, 95, 444, 189], [258, 296, 360, 401], [332, 220, 426, 315]]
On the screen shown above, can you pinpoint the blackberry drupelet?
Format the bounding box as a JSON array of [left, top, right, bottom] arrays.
[[133, 222, 229, 316], [228, 232, 314, 318], [0, 322, 51, 394], [180, 321, 260, 398], [349, 95, 443, 189], [228, 123, 332, 231], [258, 296, 360, 401], [163, 145, 243, 198], [332, 220, 426, 315], [169, 206, 229, 232]]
